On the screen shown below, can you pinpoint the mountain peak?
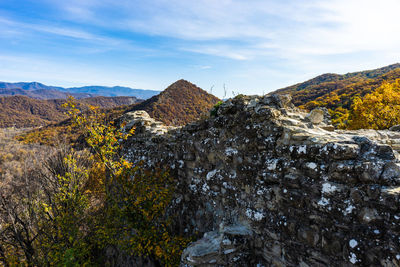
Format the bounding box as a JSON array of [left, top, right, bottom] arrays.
[[29, 81, 44, 86], [169, 79, 192, 85], [162, 79, 197, 92], [128, 79, 220, 126], [159, 79, 210, 98]]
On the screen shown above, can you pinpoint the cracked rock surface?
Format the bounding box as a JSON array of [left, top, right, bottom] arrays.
[[122, 94, 400, 266]]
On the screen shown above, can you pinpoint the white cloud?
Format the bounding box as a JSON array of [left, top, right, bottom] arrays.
[[183, 45, 250, 61], [44, 0, 400, 62], [0, 15, 157, 56], [193, 65, 212, 70], [2, 0, 400, 96], [0, 17, 94, 40]]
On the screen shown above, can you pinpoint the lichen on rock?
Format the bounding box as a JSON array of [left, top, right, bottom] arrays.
[[122, 94, 400, 266]]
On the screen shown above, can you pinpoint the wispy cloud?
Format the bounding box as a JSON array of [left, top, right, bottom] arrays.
[[44, 0, 400, 62], [191, 65, 212, 70], [0, 15, 149, 54], [1, 0, 399, 96], [183, 45, 250, 61], [0, 16, 97, 40]]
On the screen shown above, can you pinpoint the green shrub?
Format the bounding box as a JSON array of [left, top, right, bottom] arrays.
[[210, 101, 223, 117]]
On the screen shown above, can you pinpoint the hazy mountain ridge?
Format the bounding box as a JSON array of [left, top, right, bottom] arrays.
[[0, 81, 160, 99], [0, 81, 64, 91], [65, 85, 159, 99], [0, 88, 96, 100]]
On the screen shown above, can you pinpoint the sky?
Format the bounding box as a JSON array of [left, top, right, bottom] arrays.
[[0, 0, 399, 98]]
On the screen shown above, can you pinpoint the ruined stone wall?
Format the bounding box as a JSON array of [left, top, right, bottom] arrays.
[[122, 94, 400, 266]]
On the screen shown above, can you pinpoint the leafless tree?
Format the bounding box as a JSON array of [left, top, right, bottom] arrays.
[[0, 145, 91, 266], [223, 84, 227, 99], [209, 85, 214, 95]]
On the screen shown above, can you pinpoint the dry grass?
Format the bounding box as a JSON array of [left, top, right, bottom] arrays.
[[0, 128, 52, 189]]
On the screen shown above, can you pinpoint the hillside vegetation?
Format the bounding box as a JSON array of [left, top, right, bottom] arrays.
[[0, 100, 190, 266], [274, 63, 400, 128], [16, 103, 132, 146], [0, 95, 140, 128], [0, 128, 47, 182], [17, 80, 220, 145], [347, 80, 400, 130], [129, 79, 220, 126]]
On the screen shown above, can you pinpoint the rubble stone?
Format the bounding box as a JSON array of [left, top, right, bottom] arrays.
[[122, 94, 400, 266]]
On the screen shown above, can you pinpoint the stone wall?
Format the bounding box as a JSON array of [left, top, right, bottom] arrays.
[[122, 94, 400, 266]]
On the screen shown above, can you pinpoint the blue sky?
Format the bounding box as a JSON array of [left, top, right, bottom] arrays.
[[0, 0, 399, 98]]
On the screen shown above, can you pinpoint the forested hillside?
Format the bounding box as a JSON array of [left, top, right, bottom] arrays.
[[128, 79, 220, 126], [274, 63, 400, 128], [0, 95, 140, 128], [16, 80, 220, 145], [0, 101, 190, 266]]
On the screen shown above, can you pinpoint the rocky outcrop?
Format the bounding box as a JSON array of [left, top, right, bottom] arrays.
[[123, 94, 400, 266], [120, 110, 176, 135]]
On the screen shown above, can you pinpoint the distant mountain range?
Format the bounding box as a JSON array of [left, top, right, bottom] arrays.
[[0, 88, 96, 100], [0, 81, 160, 100]]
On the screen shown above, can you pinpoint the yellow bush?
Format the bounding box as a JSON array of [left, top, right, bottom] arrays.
[[348, 79, 400, 130], [63, 97, 190, 266]]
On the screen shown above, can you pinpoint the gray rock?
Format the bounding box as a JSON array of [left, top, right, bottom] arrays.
[[120, 94, 400, 266], [305, 109, 325, 124], [389, 125, 400, 131]]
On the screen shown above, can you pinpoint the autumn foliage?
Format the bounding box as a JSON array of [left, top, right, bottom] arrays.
[[0, 95, 138, 128], [0, 97, 190, 266], [63, 97, 190, 266], [276, 64, 400, 128], [130, 79, 220, 126], [347, 80, 400, 130]]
